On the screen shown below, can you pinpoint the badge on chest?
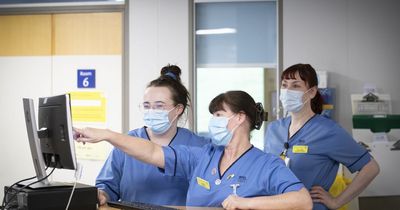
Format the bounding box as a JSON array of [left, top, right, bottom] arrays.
[[292, 145, 308, 153], [196, 177, 210, 190]]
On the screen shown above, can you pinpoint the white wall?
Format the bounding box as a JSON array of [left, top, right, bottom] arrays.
[[283, 0, 400, 132], [0, 57, 52, 200], [0, 0, 191, 200], [283, 1, 400, 209], [129, 0, 191, 130]]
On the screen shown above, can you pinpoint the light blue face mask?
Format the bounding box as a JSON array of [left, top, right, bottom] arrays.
[[143, 107, 176, 134], [279, 88, 311, 113], [208, 115, 236, 146]]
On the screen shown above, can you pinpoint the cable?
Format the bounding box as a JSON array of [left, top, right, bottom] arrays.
[[64, 179, 77, 210], [1, 166, 49, 210], [1, 175, 36, 210], [65, 162, 83, 210], [2, 167, 56, 210]]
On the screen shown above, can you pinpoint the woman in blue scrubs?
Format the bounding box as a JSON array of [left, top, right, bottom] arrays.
[[75, 90, 313, 210], [95, 65, 209, 206], [264, 64, 380, 210]]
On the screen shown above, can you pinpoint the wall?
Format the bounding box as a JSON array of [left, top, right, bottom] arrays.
[[129, 0, 191, 129], [0, 0, 191, 200], [283, 0, 400, 209], [283, 0, 400, 132], [0, 12, 122, 200]]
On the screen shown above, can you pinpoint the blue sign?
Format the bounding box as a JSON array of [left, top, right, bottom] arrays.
[[77, 69, 96, 88]]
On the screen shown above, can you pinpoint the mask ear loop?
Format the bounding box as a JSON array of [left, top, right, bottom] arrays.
[[228, 113, 244, 135], [167, 106, 180, 125], [302, 88, 314, 105]]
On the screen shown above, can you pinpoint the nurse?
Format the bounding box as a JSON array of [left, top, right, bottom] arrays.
[[264, 63, 380, 210], [95, 65, 209, 206], [75, 90, 313, 210]]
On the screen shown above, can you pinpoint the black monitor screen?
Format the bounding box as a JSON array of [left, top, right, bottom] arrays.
[[38, 94, 76, 170]]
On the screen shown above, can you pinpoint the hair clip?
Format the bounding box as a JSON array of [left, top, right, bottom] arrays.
[[164, 72, 177, 80]]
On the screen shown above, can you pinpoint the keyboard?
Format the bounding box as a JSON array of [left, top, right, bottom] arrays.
[[107, 200, 179, 210]]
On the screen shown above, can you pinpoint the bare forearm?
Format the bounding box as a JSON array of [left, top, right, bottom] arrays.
[[105, 130, 165, 168], [336, 159, 380, 206], [244, 188, 312, 210]]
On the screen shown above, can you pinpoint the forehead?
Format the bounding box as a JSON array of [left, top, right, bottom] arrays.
[[282, 72, 306, 84], [143, 86, 172, 102], [214, 102, 233, 114]]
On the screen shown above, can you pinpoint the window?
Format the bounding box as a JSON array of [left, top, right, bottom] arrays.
[[194, 0, 279, 150]]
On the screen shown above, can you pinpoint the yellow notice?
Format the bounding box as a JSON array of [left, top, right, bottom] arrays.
[[70, 91, 106, 122], [196, 177, 210, 190], [70, 91, 109, 160], [74, 141, 109, 160], [292, 145, 309, 154]]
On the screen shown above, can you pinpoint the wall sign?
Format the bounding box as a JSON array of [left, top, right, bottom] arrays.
[[77, 69, 96, 88]]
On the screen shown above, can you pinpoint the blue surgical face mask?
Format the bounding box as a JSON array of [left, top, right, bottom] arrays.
[[208, 115, 236, 146], [143, 107, 176, 134], [279, 89, 311, 113]]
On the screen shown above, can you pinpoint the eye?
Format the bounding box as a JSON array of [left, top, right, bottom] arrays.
[[154, 103, 166, 110], [281, 83, 287, 88], [142, 103, 151, 110]]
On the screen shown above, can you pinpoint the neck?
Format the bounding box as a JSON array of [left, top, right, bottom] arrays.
[[224, 131, 252, 160], [290, 105, 315, 127], [148, 124, 178, 146]]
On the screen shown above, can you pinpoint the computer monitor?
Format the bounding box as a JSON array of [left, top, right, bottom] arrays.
[[22, 94, 77, 188]]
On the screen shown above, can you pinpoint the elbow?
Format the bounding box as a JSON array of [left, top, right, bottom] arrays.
[[296, 188, 313, 210]]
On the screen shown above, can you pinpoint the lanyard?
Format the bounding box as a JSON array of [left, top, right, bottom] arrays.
[[280, 142, 289, 159]]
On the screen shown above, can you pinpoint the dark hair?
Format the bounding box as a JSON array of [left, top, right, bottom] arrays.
[[281, 63, 324, 114], [208, 90, 266, 131], [147, 64, 190, 116]]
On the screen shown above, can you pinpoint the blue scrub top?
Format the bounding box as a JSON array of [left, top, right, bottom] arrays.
[[96, 127, 210, 206], [264, 114, 372, 210], [162, 144, 304, 207]]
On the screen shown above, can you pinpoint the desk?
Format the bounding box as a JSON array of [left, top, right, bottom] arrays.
[[99, 205, 223, 210]]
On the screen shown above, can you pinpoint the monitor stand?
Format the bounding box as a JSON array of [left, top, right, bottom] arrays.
[[18, 179, 74, 189]]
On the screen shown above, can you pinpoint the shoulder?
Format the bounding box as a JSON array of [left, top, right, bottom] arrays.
[[250, 146, 283, 165], [311, 115, 338, 127], [266, 118, 291, 133], [267, 118, 288, 128], [175, 127, 211, 146], [311, 115, 348, 135], [127, 127, 148, 138]]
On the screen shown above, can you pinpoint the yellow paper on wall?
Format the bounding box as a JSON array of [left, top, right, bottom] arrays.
[[70, 91, 106, 123], [70, 91, 109, 160]]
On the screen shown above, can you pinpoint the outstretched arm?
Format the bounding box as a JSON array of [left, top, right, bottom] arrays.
[[74, 127, 165, 168], [310, 158, 380, 209], [222, 187, 312, 210]]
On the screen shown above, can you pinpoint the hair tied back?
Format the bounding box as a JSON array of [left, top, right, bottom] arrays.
[[254, 102, 266, 130], [164, 72, 177, 80]]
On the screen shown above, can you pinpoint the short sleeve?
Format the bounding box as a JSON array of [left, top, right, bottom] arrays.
[[96, 147, 124, 201], [265, 156, 304, 194], [327, 125, 372, 173]]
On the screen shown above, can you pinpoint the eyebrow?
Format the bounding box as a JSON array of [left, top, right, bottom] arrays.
[[283, 80, 302, 83], [143, 101, 167, 104]]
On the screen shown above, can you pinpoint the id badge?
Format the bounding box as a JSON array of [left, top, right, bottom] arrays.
[[196, 177, 210, 190], [284, 157, 290, 167]]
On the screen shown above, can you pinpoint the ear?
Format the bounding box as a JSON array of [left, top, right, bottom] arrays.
[[308, 86, 318, 99], [174, 104, 185, 116], [236, 112, 247, 124]]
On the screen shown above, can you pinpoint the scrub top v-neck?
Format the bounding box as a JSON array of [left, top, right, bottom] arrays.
[[264, 114, 372, 210], [163, 143, 304, 207]]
